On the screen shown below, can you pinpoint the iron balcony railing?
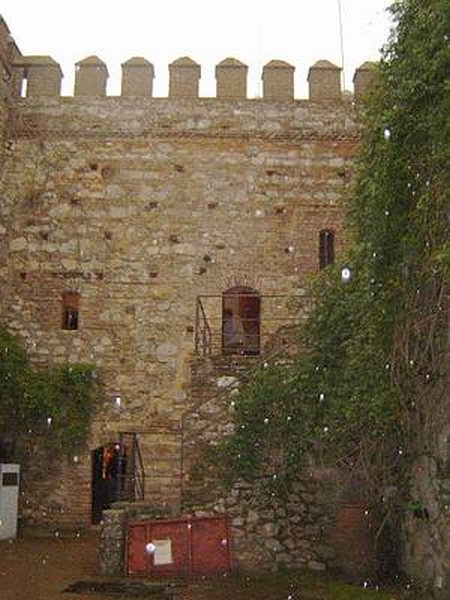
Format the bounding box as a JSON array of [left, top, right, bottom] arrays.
[[195, 293, 309, 357]]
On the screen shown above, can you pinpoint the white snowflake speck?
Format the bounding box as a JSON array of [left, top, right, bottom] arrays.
[[341, 267, 351, 282]]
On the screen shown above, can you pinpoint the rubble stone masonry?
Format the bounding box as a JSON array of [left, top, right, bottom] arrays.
[[0, 15, 370, 529]]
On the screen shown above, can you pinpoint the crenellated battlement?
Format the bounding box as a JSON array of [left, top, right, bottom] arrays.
[[12, 54, 377, 101], [0, 14, 377, 103]]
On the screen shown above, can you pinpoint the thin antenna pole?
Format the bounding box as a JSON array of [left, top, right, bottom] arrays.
[[337, 0, 346, 90], [256, 23, 262, 97]]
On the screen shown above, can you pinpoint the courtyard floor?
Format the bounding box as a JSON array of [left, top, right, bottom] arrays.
[[0, 529, 409, 600]]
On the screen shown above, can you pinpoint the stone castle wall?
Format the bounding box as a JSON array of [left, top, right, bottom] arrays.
[[0, 93, 358, 525], [3, 15, 449, 594], [0, 17, 21, 150], [0, 14, 369, 528], [99, 473, 343, 577]]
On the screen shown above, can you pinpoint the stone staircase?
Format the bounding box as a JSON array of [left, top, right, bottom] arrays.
[[181, 350, 293, 507]]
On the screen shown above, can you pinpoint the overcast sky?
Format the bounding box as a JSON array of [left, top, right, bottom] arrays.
[[1, 0, 394, 97]]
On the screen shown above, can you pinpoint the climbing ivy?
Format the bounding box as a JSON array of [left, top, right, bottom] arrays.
[[219, 0, 450, 504], [0, 326, 100, 456]]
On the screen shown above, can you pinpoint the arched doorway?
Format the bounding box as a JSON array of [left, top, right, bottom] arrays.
[[222, 286, 260, 355]]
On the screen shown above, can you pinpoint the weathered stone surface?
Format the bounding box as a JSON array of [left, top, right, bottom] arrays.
[[308, 560, 326, 571], [216, 376, 239, 388], [265, 538, 283, 552], [99, 509, 127, 576], [0, 17, 372, 580], [184, 472, 340, 572], [156, 342, 179, 362]]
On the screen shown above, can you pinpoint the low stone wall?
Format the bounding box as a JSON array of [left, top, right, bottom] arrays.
[[99, 508, 127, 576], [99, 471, 346, 577], [99, 502, 173, 576], [192, 474, 339, 572]]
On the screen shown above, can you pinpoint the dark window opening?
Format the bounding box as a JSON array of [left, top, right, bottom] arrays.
[[319, 229, 335, 269], [222, 286, 260, 356], [62, 291, 80, 330]]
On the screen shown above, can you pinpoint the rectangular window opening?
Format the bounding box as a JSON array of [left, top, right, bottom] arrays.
[[62, 291, 80, 330], [319, 230, 335, 269]]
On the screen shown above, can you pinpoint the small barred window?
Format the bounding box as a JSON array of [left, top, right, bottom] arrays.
[[319, 230, 335, 269], [62, 292, 79, 330]]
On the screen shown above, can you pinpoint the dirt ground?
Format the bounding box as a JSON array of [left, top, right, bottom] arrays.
[[0, 530, 407, 600], [0, 530, 104, 600]]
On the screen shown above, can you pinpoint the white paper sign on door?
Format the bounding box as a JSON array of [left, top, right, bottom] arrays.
[[153, 539, 173, 565]]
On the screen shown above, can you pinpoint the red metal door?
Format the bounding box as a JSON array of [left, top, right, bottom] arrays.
[[191, 517, 230, 574], [126, 516, 231, 577], [222, 286, 260, 355], [127, 523, 149, 575], [239, 293, 260, 355]]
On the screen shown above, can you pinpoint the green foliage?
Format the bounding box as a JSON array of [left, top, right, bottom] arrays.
[[0, 326, 100, 454], [220, 0, 450, 500], [198, 570, 406, 600]]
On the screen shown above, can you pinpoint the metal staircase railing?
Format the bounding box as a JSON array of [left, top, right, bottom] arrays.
[[195, 297, 212, 357], [180, 293, 309, 490], [117, 431, 146, 502], [180, 345, 297, 496], [194, 293, 307, 357]]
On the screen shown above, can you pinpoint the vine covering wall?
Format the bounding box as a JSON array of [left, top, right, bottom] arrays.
[[0, 326, 99, 457], [216, 0, 449, 591]]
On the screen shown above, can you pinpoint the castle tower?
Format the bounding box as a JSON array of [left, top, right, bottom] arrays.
[[262, 60, 295, 100], [74, 56, 108, 96]]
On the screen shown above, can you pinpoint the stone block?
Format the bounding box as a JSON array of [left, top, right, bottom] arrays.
[[215, 58, 247, 99], [74, 56, 108, 96], [353, 61, 377, 100], [9, 64, 24, 97], [169, 57, 200, 98], [264, 538, 283, 552], [262, 60, 295, 100], [261, 522, 280, 537], [308, 559, 326, 571], [121, 57, 154, 97], [246, 509, 259, 525], [20, 56, 63, 96], [308, 60, 341, 100]]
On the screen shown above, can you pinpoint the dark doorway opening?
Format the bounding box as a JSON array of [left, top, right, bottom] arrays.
[[222, 286, 261, 355], [91, 443, 125, 524]]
